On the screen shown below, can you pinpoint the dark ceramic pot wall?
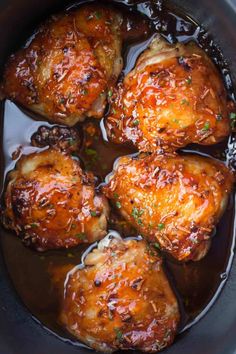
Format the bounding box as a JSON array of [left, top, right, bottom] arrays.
[[0, 1, 235, 354]]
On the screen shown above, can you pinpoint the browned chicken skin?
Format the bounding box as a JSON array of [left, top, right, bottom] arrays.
[[61, 233, 180, 352], [2, 149, 109, 251], [106, 35, 234, 152], [31, 125, 82, 153], [2, 4, 123, 126], [103, 153, 234, 261]]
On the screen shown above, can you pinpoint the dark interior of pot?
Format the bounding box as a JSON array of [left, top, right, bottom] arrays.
[[0, 1, 235, 354]]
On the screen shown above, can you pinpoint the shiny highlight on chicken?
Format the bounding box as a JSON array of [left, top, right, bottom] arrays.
[[61, 233, 180, 352], [106, 35, 234, 152], [2, 149, 109, 251], [103, 153, 234, 261], [2, 4, 123, 126]]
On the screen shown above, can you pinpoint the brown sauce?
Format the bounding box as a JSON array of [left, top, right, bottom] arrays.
[[0, 0, 235, 349]]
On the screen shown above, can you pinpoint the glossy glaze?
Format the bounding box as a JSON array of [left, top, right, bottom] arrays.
[[2, 149, 109, 250], [106, 36, 234, 152], [61, 235, 180, 352], [2, 4, 123, 125], [103, 153, 234, 261], [0, 0, 235, 351]]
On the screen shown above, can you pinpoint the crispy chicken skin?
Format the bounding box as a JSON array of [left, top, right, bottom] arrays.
[[2, 149, 109, 251], [106, 35, 234, 152], [2, 4, 123, 126], [61, 234, 180, 352], [103, 153, 234, 261]]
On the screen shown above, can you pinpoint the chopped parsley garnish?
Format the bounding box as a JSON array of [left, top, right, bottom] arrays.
[[31, 223, 38, 228], [90, 210, 97, 217], [132, 207, 144, 225], [114, 328, 123, 342], [158, 223, 165, 231], [186, 76, 192, 85], [132, 207, 144, 218], [181, 98, 189, 105], [59, 97, 65, 104], [116, 201, 121, 209], [108, 89, 113, 97], [230, 112, 236, 128], [81, 88, 88, 95], [154, 242, 161, 249], [229, 112, 236, 120], [112, 108, 117, 114], [172, 118, 179, 124], [202, 122, 210, 131], [114, 193, 119, 199], [85, 148, 97, 157], [133, 119, 139, 126], [68, 138, 76, 146], [94, 11, 102, 19], [75, 233, 86, 240]]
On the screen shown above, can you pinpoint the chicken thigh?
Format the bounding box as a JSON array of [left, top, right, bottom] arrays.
[[103, 153, 233, 261], [2, 149, 109, 251], [61, 233, 180, 352], [2, 4, 123, 126], [106, 35, 234, 152]]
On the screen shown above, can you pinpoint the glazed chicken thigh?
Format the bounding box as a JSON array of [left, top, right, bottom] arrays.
[[106, 35, 234, 152], [61, 233, 180, 352], [2, 4, 123, 126], [103, 153, 233, 261], [2, 149, 109, 251]]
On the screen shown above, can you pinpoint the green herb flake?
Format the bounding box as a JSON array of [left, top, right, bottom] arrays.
[[90, 210, 97, 217], [114, 328, 123, 342], [31, 223, 38, 228], [94, 11, 102, 20], [116, 201, 121, 209], [132, 207, 144, 225], [59, 97, 65, 104], [186, 76, 192, 85], [133, 119, 139, 126], [229, 112, 236, 120], [68, 138, 76, 146], [202, 122, 210, 131], [154, 242, 160, 249], [85, 148, 97, 157], [158, 223, 165, 231], [132, 207, 144, 219], [137, 218, 143, 225], [108, 89, 113, 97], [181, 98, 189, 105], [112, 108, 117, 114], [172, 118, 179, 124], [81, 88, 88, 96], [75, 233, 86, 240], [114, 193, 119, 199]]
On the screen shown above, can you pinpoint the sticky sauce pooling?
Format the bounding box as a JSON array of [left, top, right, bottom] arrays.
[[0, 0, 235, 349]]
